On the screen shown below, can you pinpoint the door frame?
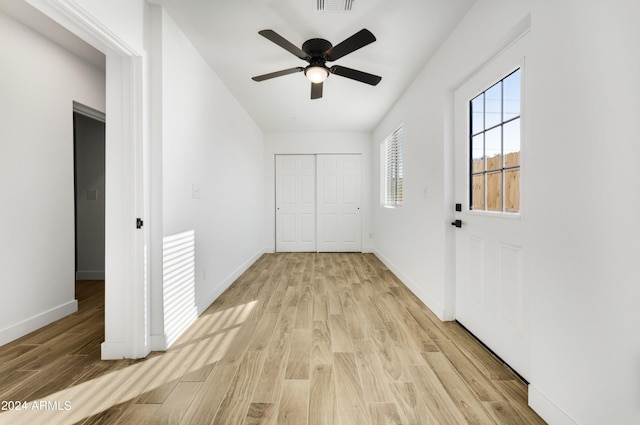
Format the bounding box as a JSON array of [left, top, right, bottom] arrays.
[[28, 0, 148, 359], [447, 24, 531, 378]]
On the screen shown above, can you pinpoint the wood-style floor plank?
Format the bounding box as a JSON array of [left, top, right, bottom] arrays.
[[0, 255, 546, 425], [277, 380, 309, 425], [309, 364, 335, 425], [333, 352, 370, 424], [369, 402, 403, 425], [211, 350, 265, 425], [390, 381, 436, 425], [245, 402, 277, 425]]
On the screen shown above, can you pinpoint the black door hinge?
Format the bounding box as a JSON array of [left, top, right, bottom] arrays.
[[136, 218, 144, 229]]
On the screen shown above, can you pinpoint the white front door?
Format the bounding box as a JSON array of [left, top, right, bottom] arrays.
[[453, 33, 530, 379], [275, 155, 316, 252], [316, 154, 362, 252]]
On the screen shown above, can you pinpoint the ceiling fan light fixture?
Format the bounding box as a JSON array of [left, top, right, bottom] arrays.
[[305, 65, 329, 83]]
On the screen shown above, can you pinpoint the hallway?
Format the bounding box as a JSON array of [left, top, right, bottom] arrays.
[[0, 254, 545, 424]]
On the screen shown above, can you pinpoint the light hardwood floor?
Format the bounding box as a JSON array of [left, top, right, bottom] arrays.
[[0, 253, 546, 425]]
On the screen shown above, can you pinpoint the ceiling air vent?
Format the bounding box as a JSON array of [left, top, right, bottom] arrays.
[[316, 0, 355, 12]]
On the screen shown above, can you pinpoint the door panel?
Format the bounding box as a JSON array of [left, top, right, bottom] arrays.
[[275, 155, 316, 252], [453, 33, 529, 379], [317, 155, 361, 252]]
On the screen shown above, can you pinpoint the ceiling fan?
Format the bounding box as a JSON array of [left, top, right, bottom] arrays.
[[251, 28, 382, 99]]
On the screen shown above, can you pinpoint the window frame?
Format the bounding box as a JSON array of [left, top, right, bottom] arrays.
[[468, 68, 522, 215], [380, 123, 404, 208]]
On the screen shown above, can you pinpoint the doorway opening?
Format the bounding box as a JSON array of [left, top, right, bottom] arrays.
[[4, 0, 147, 359], [73, 102, 105, 284]]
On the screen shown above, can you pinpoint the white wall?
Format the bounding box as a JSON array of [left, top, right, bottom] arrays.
[[526, 1, 640, 424], [154, 8, 264, 347], [372, 0, 531, 320], [264, 132, 373, 253], [0, 11, 105, 345], [373, 0, 640, 423]]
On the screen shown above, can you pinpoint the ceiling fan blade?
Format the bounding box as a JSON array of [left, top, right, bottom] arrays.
[[324, 29, 376, 61], [311, 82, 323, 99], [258, 30, 311, 61], [252, 67, 304, 81], [330, 65, 382, 86]]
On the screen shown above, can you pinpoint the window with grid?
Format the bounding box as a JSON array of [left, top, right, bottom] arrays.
[[381, 124, 404, 207], [470, 69, 521, 213]]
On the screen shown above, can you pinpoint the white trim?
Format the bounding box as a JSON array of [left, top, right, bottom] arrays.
[[100, 341, 126, 360], [73, 101, 105, 122], [150, 334, 168, 351], [26, 0, 147, 360], [528, 385, 578, 425], [197, 249, 265, 315], [373, 250, 451, 321], [0, 300, 77, 347]]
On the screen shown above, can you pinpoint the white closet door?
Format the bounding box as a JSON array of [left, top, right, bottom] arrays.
[[316, 154, 361, 252], [275, 155, 316, 252]]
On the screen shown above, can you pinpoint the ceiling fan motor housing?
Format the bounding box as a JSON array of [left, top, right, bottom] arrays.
[[302, 38, 333, 60]]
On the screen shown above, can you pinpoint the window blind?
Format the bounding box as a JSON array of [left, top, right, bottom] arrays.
[[382, 124, 404, 207]]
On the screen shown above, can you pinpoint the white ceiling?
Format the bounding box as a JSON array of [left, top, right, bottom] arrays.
[[4, 0, 477, 133], [157, 0, 477, 133]]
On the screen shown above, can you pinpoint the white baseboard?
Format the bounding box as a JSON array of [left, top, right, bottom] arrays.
[[150, 333, 168, 351], [197, 248, 265, 315], [528, 384, 578, 425], [101, 341, 126, 360], [76, 270, 105, 280], [373, 250, 447, 321], [0, 299, 78, 347]]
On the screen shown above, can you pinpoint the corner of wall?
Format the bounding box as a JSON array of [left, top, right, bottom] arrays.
[[373, 250, 448, 321], [196, 248, 265, 315]]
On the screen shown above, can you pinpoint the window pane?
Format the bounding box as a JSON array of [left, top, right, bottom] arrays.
[[503, 118, 520, 167], [503, 69, 520, 121], [485, 82, 502, 129], [471, 94, 484, 135], [504, 168, 520, 212], [485, 127, 501, 171], [472, 174, 484, 210], [486, 171, 502, 211], [472, 134, 484, 173]]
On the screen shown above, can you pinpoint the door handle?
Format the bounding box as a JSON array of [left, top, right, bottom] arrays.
[[451, 219, 462, 228]]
